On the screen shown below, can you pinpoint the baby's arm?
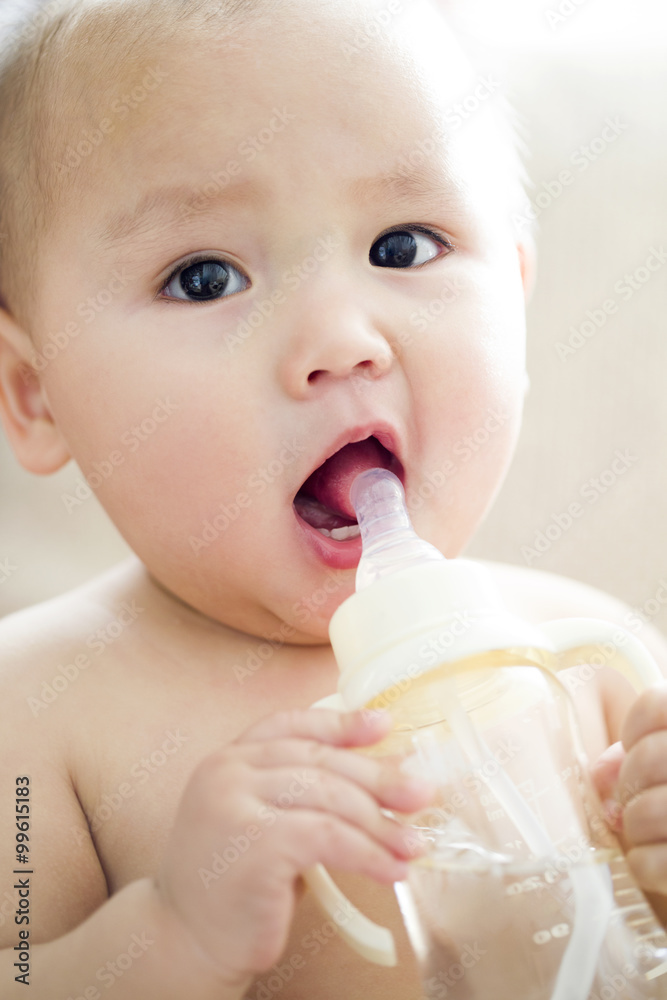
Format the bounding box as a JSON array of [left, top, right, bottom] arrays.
[[0, 657, 235, 998], [0, 879, 237, 1000], [0, 681, 432, 998]]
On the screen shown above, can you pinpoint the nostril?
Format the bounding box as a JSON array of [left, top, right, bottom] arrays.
[[308, 358, 380, 385]]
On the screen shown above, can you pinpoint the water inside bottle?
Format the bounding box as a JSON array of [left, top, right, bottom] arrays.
[[361, 650, 667, 998], [396, 848, 667, 1000]]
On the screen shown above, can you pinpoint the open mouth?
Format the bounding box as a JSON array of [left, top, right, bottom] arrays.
[[293, 435, 404, 542]]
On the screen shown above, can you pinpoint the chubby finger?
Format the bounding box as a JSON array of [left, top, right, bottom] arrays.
[[590, 741, 625, 803], [282, 810, 413, 884], [238, 708, 393, 748], [626, 843, 667, 896], [618, 730, 667, 803], [252, 766, 425, 859], [621, 682, 667, 752], [228, 737, 435, 809], [624, 785, 667, 844]]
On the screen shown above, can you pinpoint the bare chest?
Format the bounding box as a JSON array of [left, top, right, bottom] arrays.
[[77, 693, 423, 999], [72, 652, 610, 1000]]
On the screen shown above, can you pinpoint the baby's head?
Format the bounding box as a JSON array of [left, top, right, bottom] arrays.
[[0, 0, 535, 643]]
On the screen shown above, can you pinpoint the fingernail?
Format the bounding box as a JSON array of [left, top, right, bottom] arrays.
[[603, 798, 624, 832], [402, 832, 428, 856], [389, 858, 409, 882], [401, 776, 438, 798], [360, 708, 391, 725]]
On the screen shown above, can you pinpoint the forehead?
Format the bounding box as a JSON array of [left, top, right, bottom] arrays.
[[52, 0, 510, 257], [91, 3, 474, 158]]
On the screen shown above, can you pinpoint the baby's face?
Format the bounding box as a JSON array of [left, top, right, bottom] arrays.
[[30, 0, 530, 643]]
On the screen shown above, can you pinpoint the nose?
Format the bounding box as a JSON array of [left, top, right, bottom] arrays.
[[278, 281, 396, 399]]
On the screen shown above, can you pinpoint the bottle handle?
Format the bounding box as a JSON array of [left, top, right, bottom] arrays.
[[302, 693, 397, 967], [539, 618, 663, 692]]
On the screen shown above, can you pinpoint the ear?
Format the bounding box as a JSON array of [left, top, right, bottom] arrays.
[[0, 308, 71, 474], [517, 234, 537, 304]]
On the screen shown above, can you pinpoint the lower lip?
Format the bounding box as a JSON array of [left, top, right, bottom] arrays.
[[293, 508, 363, 569]]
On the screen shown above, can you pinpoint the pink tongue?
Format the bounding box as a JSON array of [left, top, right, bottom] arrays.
[[298, 437, 394, 522]]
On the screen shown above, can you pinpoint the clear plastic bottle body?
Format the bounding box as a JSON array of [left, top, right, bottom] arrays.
[[361, 649, 667, 999], [314, 468, 667, 988]]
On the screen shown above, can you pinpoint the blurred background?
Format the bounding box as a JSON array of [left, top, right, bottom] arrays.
[[0, 0, 666, 633], [461, 0, 667, 634]]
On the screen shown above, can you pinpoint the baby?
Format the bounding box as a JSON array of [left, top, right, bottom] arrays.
[[1, 0, 667, 997]]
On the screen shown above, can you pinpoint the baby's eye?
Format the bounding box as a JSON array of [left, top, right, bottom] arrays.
[[160, 256, 249, 303], [370, 227, 453, 269]]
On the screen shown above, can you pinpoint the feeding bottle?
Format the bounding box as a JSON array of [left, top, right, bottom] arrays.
[[304, 467, 667, 1000]]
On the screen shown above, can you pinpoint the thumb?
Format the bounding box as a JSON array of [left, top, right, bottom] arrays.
[[590, 741, 626, 833]]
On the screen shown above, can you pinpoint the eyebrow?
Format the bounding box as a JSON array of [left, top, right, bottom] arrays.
[[91, 162, 454, 256], [91, 181, 254, 255], [347, 161, 454, 208]]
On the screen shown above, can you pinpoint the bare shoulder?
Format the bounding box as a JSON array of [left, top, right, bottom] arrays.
[[478, 559, 667, 674], [0, 556, 148, 660], [0, 559, 147, 945]]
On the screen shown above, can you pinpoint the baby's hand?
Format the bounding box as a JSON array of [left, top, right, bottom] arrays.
[[592, 682, 667, 897], [154, 708, 433, 990]]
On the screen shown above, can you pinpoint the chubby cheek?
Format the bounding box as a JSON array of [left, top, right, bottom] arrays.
[[44, 346, 271, 565], [406, 260, 526, 552]]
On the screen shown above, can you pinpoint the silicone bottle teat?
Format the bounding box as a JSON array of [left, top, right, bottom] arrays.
[[351, 469, 444, 591], [329, 467, 548, 711]]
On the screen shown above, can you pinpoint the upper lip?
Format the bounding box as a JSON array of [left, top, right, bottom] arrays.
[[294, 420, 406, 496]]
